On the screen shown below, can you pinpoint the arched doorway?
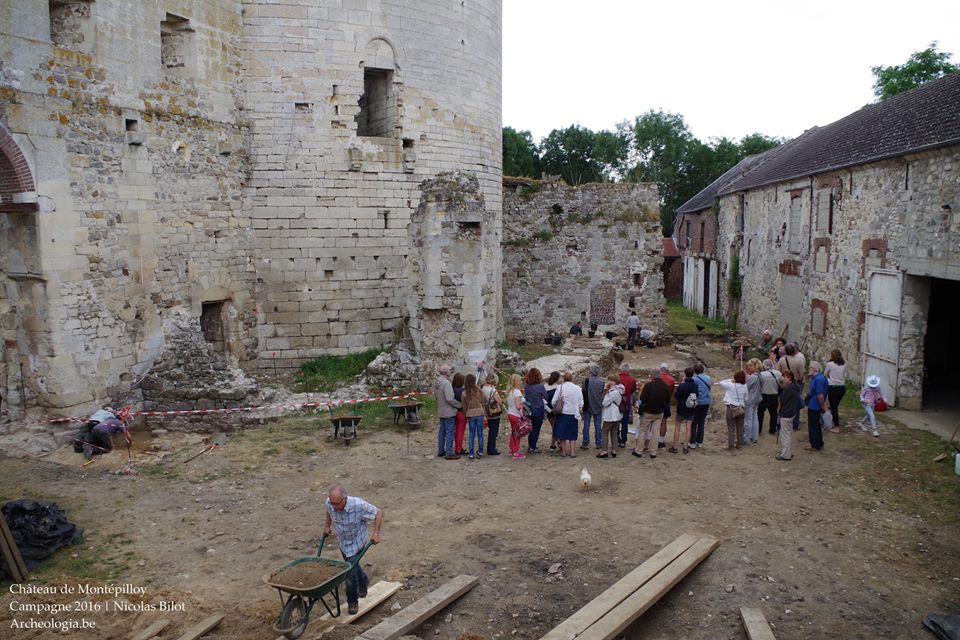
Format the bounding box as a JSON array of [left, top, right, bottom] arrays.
[[0, 127, 41, 417]]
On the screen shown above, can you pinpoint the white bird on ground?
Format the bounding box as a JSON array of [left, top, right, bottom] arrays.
[[580, 467, 591, 488]]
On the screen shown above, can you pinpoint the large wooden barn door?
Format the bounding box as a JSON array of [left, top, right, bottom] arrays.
[[863, 269, 902, 405]]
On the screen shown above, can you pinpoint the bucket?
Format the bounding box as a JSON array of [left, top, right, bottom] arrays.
[[955, 452, 960, 476]]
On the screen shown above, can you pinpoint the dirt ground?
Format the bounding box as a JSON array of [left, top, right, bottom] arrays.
[[1, 340, 958, 640]]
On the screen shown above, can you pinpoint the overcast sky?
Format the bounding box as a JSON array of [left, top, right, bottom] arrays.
[[502, 1, 960, 144]]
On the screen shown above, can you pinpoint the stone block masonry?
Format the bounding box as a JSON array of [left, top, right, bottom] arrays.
[[244, 0, 503, 369], [501, 180, 665, 342], [0, 0, 503, 419]]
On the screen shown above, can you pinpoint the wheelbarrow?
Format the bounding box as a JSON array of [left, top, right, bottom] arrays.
[[263, 534, 373, 640]]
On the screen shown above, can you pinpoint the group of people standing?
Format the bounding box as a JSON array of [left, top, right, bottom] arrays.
[[434, 339, 886, 463]]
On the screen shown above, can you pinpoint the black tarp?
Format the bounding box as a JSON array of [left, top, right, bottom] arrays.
[[924, 613, 960, 640], [1, 499, 83, 578]]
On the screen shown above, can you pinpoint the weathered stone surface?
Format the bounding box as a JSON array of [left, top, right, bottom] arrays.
[[501, 180, 666, 342]]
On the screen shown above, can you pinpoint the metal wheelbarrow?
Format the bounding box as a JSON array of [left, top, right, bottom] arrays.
[[263, 534, 373, 639]]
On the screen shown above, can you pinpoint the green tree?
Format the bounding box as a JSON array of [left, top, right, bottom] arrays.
[[622, 110, 782, 235], [871, 42, 960, 101], [502, 126, 541, 178], [539, 124, 627, 185]]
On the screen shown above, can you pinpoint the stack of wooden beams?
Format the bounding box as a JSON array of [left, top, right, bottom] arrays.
[[540, 533, 719, 640]]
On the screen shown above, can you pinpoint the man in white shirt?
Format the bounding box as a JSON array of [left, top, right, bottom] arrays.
[[625, 311, 640, 350]]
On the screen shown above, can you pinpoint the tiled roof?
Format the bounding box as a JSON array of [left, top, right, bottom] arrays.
[[675, 151, 772, 214], [719, 72, 960, 194]]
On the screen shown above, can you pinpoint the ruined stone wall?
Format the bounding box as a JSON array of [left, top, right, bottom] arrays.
[[1, 1, 504, 419], [502, 181, 665, 341], [243, 0, 503, 367], [717, 145, 960, 407], [407, 172, 498, 372], [0, 1, 255, 416]]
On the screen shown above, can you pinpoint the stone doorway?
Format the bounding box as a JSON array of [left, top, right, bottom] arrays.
[[200, 301, 228, 354], [921, 276, 960, 413]]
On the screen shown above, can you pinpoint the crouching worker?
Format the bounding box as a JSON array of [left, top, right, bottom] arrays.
[[323, 484, 382, 615], [80, 413, 131, 460]]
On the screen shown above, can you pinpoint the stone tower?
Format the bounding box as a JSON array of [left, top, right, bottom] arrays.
[[244, 0, 504, 365]]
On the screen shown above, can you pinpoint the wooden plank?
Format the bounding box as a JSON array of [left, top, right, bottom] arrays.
[[0, 516, 28, 583], [540, 533, 700, 640], [740, 607, 777, 640], [130, 619, 171, 640], [578, 536, 720, 640], [282, 581, 403, 640], [174, 614, 224, 640], [355, 575, 478, 640]]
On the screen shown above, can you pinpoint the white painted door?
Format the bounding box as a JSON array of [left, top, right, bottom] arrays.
[[863, 269, 902, 405], [708, 260, 719, 319]]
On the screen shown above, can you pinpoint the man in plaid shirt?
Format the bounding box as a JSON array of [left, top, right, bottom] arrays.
[[323, 484, 383, 614]]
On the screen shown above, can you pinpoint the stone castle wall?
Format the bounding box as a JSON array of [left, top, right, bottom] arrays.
[[1, 0, 254, 415], [717, 146, 960, 407], [0, 0, 503, 418], [244, 0, 503, 365], [501, 180, 665, 341]]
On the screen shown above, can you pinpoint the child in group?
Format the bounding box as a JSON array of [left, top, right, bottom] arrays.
[[505, 374, 527, 459], [858, 375, 883, 437]]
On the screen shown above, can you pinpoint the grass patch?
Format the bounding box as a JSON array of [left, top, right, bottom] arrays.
[[666, 300, 730, 335], [838, 423, 960, 524], [496, 340, 558, 363], [296, 348, 384, 392]]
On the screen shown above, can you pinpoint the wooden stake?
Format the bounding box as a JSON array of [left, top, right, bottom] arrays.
[[0, 514, 28, 582]]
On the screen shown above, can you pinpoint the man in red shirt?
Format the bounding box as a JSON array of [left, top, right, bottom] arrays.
[[618, 363, 637, 448], [657, 363, 676, 450]]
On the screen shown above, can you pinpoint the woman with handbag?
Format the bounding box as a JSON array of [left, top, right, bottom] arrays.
[[553, 371, 585, 458], [482, 373, 503, 455], [716, 370, 747, 450], [544, 371, 562, 451], [506, 374, 527, 459]]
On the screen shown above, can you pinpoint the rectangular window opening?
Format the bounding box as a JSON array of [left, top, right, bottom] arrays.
[[356, 67, 396, 137], [161, 13, 195, 78], [49, 0, 92, 49]]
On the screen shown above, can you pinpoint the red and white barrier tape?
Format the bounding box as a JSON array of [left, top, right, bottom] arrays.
[[3, 391, 436, 429]]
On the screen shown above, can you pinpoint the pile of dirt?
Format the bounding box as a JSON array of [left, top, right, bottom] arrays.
[[268, 561, 345, 590]]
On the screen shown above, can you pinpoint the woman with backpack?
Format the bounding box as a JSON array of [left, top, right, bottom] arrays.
[[552, 371, 584, 458], [671, 367, 697, 454], [482, 373, 503, 456]]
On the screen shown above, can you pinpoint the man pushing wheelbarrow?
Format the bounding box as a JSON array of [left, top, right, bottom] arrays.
[[323, 484, 383, 615]]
